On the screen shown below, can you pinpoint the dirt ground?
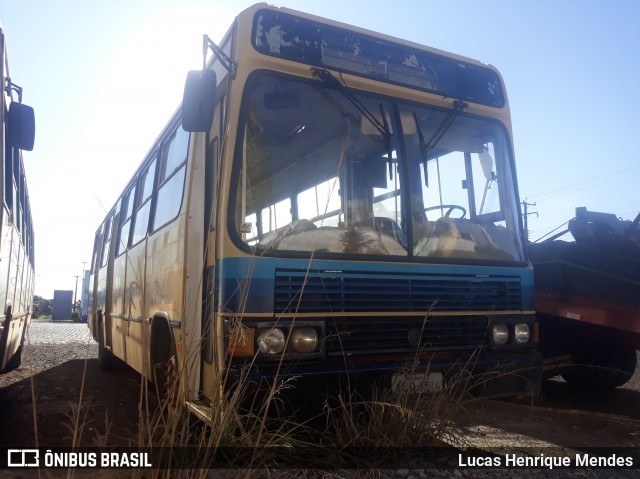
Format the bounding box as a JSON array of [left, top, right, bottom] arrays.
[[3, 319, 640, 479], [3, 355, 640, 452], [0, 358, 147, 448], [455, 381, 640, 449]]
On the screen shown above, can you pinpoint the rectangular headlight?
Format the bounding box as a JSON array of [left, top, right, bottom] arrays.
[[492, 324, 509, 345], [514, 323, 530, 343]]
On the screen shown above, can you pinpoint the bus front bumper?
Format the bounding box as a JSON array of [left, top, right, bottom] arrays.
[[226, 349, 543, 398]]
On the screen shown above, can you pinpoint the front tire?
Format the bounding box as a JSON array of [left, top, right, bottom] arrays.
[[561, 346, 637, 390], [151, 321, 179, 406]]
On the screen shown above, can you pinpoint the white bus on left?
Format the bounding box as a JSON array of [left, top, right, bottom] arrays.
[[0, 26, 36, 374]]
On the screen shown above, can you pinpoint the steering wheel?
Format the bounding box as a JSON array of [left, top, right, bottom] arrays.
[[424, 204, 467, 219]]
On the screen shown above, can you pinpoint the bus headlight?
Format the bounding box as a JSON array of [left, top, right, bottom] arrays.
[[257, 328, 285, 354], [291, 327, 318, 353], [492, 324, 509, 345], [514, 323, 530, 343]]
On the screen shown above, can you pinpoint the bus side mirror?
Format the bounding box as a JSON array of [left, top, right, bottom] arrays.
[[7, 102, 35, 151], [182, 69, 217, 132]]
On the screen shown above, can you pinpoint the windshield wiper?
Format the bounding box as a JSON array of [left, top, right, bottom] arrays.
[[313, 68, 394, 177]]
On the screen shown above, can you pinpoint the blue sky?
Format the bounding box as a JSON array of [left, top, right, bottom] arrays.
[[2, 0, 639, 297]]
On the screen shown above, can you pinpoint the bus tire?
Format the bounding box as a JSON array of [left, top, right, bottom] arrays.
[[561, 346, 637, 391], [3, 344, 23, 373], [2, 307, 23, 373], [151, 320, 178, 405], [97, 318, 122, 371]]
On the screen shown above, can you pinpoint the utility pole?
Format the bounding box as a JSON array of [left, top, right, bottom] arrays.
[[73, 275, 80, 311], [81, 261, 87, 320], [521, 200, 538, 242]]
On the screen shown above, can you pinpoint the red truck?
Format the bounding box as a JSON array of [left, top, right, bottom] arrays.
[[526, 207, 640, 389]]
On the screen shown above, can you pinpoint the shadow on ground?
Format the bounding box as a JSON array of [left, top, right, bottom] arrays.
[[0, 359, 147, 447]]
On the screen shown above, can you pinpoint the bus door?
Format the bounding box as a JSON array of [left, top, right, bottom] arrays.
[[105, 213, 118, 352], [199, 102, 223, 402], [180, 37, 231, 403]]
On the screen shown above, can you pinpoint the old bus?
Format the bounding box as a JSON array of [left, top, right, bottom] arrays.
[[1, 27, 36, 373], [87, 3, 541, 415]]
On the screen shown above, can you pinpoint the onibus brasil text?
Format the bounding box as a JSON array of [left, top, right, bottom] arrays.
[[7, 450, 152, 468]]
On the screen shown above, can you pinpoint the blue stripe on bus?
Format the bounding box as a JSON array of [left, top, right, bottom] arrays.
[[216, 257, 534, 314]]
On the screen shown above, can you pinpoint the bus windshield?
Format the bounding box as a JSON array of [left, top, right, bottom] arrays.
[[233, 72, 524, 263]]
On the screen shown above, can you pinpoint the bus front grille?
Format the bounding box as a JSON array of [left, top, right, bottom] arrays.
[[325, 315, 490, 355], [274, 268, 522, 314]]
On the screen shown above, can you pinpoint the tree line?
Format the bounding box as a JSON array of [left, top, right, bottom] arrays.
[[32, 295, 80, 318]]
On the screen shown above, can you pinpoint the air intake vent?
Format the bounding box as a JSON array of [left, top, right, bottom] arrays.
[[274, 269, 522, 314], [325, 315, 490, 355]]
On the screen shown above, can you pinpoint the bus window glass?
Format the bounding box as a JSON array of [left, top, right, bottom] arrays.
[[471, 143, 500, 216], [13, 153, 21, 231], [235, 73, 406, 256], [132, 159, 156, 244], [100, 216, 112, 267], [154, 164, 186, 230], [373, 156, 405, 246], [140, 158, 156, 202], [132, 201, 152, 245], [117, 187, 135, 255], [242, 212, 258, 243], [153, 126, 188, 231], [233, 72, 524, 262], [91, 231, 100, 271], [404, 105, 520, 261], [420, 151, 469, 220], [261, 198, 291, 234], [297, 178, 341, 227], [4, 143, 12, 210], [163, 127, 189, 180]]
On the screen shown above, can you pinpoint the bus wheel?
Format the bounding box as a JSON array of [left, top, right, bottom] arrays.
[[153, 354, 178, 407], [561, 346, 637, 391], [151, 322, 178, 405], [3, 328, 25, 372], [97, 319, 122, 371], [3, 345, 22, 373]]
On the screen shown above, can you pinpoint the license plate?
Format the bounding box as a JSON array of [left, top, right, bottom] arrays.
[[391, 371, 443, 393]]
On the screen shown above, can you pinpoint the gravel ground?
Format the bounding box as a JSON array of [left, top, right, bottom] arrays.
[[2, 319, 638, 479], [0, 318, 97, 388]]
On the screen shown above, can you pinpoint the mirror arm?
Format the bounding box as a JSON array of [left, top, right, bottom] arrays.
[[203, 34, 236, 78], [4, 77, 24, 103]]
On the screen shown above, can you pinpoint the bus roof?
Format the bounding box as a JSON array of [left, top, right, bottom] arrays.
[[240, 3, 505, 108]]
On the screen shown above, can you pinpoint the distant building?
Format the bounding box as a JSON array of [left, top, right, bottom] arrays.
[[52, 290, 73, 321]]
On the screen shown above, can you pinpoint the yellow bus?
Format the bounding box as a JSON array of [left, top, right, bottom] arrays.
[[88, 3, 541, 415], [0, 26, 36, 374]]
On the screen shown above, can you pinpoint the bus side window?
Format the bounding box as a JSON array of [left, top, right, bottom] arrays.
[[206, 137, 218, 231], [100, 215, 113, 267], [153, 126, 188, 231], [91, 229, 100, 272], [4, 143, 12, 213], [131, 157, 156, 245], [117, 186, 136, 255], [13, 151, 21, 231], [20, 169, 26, 246]]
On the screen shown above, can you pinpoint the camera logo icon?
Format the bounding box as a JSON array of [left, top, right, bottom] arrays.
[[7, 449, 39, 467]]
